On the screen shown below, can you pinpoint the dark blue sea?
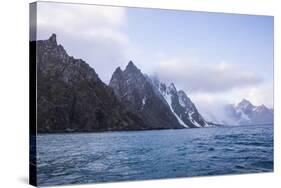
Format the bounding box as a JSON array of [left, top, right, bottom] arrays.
[[36, 125, 273, 186]]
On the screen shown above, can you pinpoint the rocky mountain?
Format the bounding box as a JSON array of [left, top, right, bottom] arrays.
[[34, 34, 214, 132], [34, 34, 147, 132], [149, 76, 210, 128], [109, 62, 183, 129], [109, 63, 209, 128], [224, 99, 273, 125]]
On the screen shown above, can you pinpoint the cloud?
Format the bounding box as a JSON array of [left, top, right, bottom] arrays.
[[37, 2, 127, 33], [155, 58, 263, 93], [36, 2, 132, 82], [189, 96, 236, 124]]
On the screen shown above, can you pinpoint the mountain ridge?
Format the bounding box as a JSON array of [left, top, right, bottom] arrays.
[[109, 61, 211, 129], [109, 61, 184, 129], [224, 99, 273, 125], [35, 34, 147, 132], [34, 34, 272, 132]]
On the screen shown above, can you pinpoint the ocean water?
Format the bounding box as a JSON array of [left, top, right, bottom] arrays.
[[36, 125, 273, 186]]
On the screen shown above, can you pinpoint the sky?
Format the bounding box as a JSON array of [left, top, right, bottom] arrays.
[[35, 2, 274, 120]]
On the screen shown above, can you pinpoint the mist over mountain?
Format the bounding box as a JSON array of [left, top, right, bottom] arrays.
[[35, 34, 209, 132], [34, 34, 273, 132], [202, 99, 273, 126], [224, 99, 273, 125]]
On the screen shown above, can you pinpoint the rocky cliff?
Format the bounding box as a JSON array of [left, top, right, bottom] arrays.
[[109, 62, 209, 129], [35, 34, 146, 132], [109, 61, 183, 129]]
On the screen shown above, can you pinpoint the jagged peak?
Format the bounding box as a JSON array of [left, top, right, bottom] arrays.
[[236, 98, 254, 109], [168, 83, 177, 92], [48, 33, 57, 45], [178, 89, 194, 107], [167, 83, 178, 96], [241, 98, 251, 103], [126, 60, 137, 69], [256, 104, 268, 110], [238, 98, 251, 105], [114, 66, 123, 73], [125, 60, 141, 74], [110, 67, 124, 82], [178, 90, 185, 95], [178, 90, 189, 100], [128, 60, 134, 65]]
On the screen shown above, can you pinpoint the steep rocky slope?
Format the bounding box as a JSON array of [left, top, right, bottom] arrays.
[[109, 62, 183, 129], [35, 34, 146, 132]]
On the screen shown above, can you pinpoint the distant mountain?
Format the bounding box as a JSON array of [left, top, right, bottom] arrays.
[[109, 63, 209, 128], [109, 61, 183, 129], [224, 99, 273, 125], [35, 34, 147, 132]]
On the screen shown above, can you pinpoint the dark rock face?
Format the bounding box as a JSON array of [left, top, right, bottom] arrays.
[[110, 63, 209, 129], [149, 77, 208, 128], [109, 61, 183, 129], [225, 99, 273, 125], [35, 34, 146, 133]]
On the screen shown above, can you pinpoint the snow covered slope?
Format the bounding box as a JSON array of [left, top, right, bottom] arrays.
[[149, 76, 210, 128]]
